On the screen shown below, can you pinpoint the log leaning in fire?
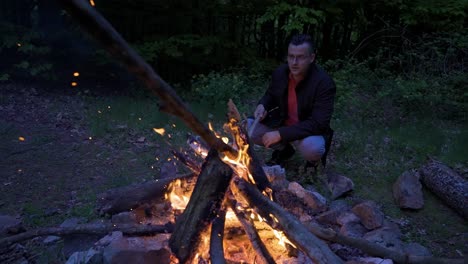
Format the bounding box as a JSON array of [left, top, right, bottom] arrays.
[[97, 173, 195, 215], [57, 0, 237, 160], [419, 159, 468, 219], [303, 222, 464, 264], [0, 223, 173, 249], [233, 177, 344, 264], [227, 197, 276, 264], [169, 150, 233, 263], [210, 208, 227, 264]]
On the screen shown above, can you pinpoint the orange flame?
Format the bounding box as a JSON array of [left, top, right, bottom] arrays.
[[165, 179, 190, 210]]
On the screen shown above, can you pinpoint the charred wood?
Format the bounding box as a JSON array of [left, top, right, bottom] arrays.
[[210, 208, 227, 264], [227, 197, 275, 264], [169, 150, 233, 263], [96, 173, 194, 215], [172, 149, 202, 174]]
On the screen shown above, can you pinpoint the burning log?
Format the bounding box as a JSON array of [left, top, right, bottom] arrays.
[[96, 173, 195, 215], [0, 223, 173, 249], [169, 150, 233, 263], [233, 177, 344, 264], [172, 149, 202, 174], [419, 159, 468, 219], [210, 208, 227, 264], [227, 197, 275, 264]]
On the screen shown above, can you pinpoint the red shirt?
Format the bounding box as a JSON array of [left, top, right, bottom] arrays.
[[285, 73, 301, 126]]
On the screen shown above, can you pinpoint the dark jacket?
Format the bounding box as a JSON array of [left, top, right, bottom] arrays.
[[258, 63, 336, 142]]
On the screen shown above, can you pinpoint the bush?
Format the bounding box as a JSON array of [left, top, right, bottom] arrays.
[[190, 70, 268, 111]]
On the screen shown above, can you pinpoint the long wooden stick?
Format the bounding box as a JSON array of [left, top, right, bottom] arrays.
[[57, 0, 237, 159], [233, 177, 344, 264], [227, 197, 275, 264], [304, 222, 464, 264], [210, 208, 227, 264], [0, 223, 173, 249]]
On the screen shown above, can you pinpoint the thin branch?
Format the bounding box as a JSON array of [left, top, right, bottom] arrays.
[[0, 223, 173, 249]]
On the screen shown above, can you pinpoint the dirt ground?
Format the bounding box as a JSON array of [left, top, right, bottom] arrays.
[[0, 83, 166, 226]]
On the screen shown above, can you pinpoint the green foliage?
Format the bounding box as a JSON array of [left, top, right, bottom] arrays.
[[257, 2, 324, 35], [0, 22, 54, 80], [190, 70, 267, 111]]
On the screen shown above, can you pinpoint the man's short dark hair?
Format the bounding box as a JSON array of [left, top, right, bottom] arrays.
[[290, 34, 315, 54]]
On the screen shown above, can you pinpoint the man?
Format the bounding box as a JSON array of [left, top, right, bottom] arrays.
[[250, 34, 336, 167]]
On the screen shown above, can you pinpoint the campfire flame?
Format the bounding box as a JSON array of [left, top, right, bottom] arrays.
[[165, 118, 297, 261], [165, 179, 190, 210]]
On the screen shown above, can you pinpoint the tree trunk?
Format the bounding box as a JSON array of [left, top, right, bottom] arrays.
[[419, 159, 468, 219]]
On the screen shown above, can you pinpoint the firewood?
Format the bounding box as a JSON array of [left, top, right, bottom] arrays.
[[96, 173, 195, 215], [210, 208, 227, 264], [0, 223, 173, 249], [303, 222, 464, 264], [233, 177, 344, 264], [227, 197, 275, 264], [172, 149, 202, 174], [169, 150, 233, 263], [419, 159, 468, 219]]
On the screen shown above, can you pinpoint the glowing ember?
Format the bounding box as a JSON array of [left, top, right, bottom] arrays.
[[18, 136, 25, 141], [273, 229, 296, 248], [153, 128, 165, 136], [71, 82, 77, 87], [165, 179, 190, 210], [89, 0, 95, 6], [73, 72, 80, 77]]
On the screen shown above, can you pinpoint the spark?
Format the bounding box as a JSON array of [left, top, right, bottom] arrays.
[[17, 43, 21, 47], [138, 117, 142, 121], [18, 136, 25, 141], [89, 136, 93, 140], [71, 82, 77, 87], [73, 72, 80, 77], [89, 0, 95, 6], [107, 106, 111, 109], [153, 128, 165, 136], [97, 110, 102, 114], [172, 124, 176, 127]]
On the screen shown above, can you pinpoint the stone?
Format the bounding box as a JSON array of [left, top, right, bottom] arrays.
[[363, 224, 403, 253], [352, 201, 384, 230], [288, 182, 327, 212], [61, 218, 101, 257], [339, 222, 367, 238], [337, 212, 360, 226], [317, 202, 350, 225], [102, 234, 171, 264], [403, 242, 432, 256], [263, 165, 288, 188], [326, 171, 354, 200], [393, 170, 424, 209], [0, 215, 23, 237], [66, 249, 103, 264]]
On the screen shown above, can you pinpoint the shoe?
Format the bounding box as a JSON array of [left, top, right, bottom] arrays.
[[266, 144, 295, 166]]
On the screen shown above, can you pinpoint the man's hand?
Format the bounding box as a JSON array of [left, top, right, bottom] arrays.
[[262, 131, 281, 148], [254, 104, 267, 121]]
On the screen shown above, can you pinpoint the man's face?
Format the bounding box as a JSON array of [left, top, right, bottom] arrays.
[[287, 43, 315, 78]]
